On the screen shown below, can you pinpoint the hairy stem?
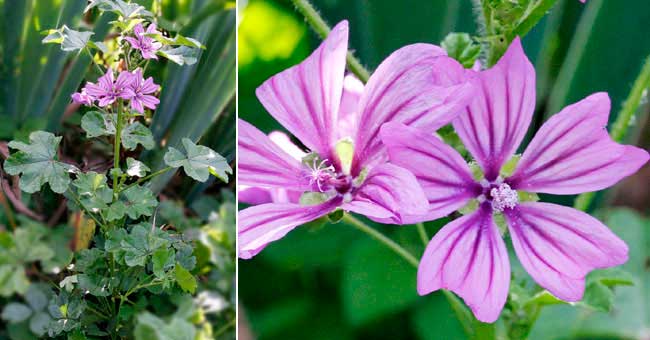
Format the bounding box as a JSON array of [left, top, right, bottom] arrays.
[[290, 0, 370, 83], [574, 55, 650, 211]]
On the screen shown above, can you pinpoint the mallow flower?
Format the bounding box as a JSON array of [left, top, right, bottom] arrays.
[[239, 75, 363, 205], [125, 23, 162, 60], [125, 68, 160, 113], [238, 20, 475, 259], [380, 38, 650, 322], [71, 88, 94, 106], [84, 68, 132, 107]]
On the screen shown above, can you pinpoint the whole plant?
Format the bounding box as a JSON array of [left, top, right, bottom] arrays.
[[239, 0, 650, 338], [1, 1, 232, 339]]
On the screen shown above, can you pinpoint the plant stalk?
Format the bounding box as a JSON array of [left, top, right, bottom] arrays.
[[290, 0, 370, 83], [113, 102, 124, 201]]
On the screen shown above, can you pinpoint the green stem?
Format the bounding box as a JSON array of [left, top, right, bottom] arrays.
[[85, 304, 111, 319], [290, 0, 370, 83], [112, 102, 124, 201], [68, 190, 105, 229], [415, 223, 429, 246], [342, 214, 418, 267], [511, 0, 560, 39], [574, 55, 650, 211], [85, 47, 104, 74], [120, 167, 174, 193], [213, 318, 236, 338]]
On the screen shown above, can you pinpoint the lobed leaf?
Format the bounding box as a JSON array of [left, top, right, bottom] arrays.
[[42, 25, 94, 52], [164, 138, 231, 182], [126, 158, 151, 177], [122, 122, 155, 150], [4, 131, 77, 193], [84, 0, 153, 18], [81, 111, 116, 138], [106, 186, 158, 221]]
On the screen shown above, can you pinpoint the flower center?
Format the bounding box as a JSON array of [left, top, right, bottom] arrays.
[[478, 179, 518, 212], [304, 158, 353, 195]]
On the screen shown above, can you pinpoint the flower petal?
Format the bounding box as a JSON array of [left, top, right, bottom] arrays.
[[453, 37, 536, 180], [380, 122, 481, 223], [337, 74, 364, 139], [238, 198, 341, 259], [238, 119, 309, 191], [342, 163, 428, 224], [508, 93, 649, 194], [417, 206, 510, 323], [255, 21, 349, 160], [505, 202, 628, 301], [352, 44, 474, 173]]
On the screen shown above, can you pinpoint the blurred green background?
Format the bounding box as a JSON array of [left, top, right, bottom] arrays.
[[238, 0, 650, 339]]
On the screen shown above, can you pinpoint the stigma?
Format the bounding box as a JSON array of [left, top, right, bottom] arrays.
[[490, 183, 518, 212]]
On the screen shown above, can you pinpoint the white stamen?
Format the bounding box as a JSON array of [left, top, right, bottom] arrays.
[[304, 158, 336, 192], [490, 183, 518, 212]]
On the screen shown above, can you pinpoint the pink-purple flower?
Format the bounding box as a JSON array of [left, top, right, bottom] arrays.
[[238, 21, 475, 259], [125, 23, 162, 60], [381, 38, 649, 322], [125, 68, 160, 113], [83, 68, 132, 107], [72, 68, 159, 113], [71, 88, 93, 106]]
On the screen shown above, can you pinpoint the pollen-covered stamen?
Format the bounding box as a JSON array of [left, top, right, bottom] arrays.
[[490, 183, 518, 212], [304, 158, 336, 192]]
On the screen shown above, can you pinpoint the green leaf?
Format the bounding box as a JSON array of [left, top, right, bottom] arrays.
[[126, 158, 151, 177], [25, 285, 49, 311], [122, 122, 155, 150], [4, 131, 77, 193], [134, 312, 196, 340], [147, 33, 206, 49], [0, 265, 29, 296], [85, 0, 153, 18], [77, 274, 112, 297], [157, 46, 200, 66], [164, 138, 231, 182], [107, 186, 158, 221], [588, 267, 636, 287], [1, 303, 32, 323], [13, 226, 55, 262], [117, 225, 171, 267], [42, 25, 93, 52], [580, 281, 614, 313], [59, 275, 78, 293], [174, 263, 197, 294], [152, 248, 175, 279], [81, 111, 116, 138], [71, 171, 113, 212], [441, 32, 481, 68], [28, 312, 51, 336]]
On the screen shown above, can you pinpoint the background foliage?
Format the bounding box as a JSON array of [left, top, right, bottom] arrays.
[[0, 0, 236, 339], [238, 0, 650, 339]]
